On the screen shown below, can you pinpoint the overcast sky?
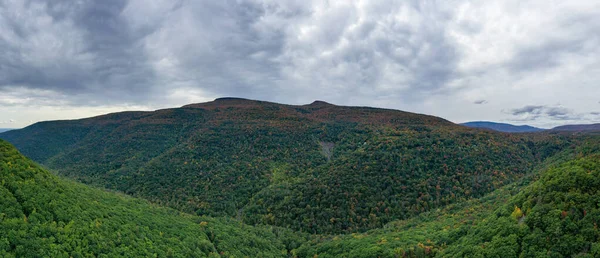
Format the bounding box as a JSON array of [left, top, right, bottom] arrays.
[[1, 0, 600, 129]]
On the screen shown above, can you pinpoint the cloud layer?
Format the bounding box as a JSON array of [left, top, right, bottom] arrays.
[[1, 0, 599, 128]]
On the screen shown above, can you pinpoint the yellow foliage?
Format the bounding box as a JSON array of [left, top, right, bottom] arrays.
[[351, 233, 365, 239], [511, 206, 523, 220], [377, 238, 388, 245]]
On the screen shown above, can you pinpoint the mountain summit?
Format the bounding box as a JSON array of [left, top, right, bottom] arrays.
[[0, 98, 566, 234], [3, 98, 599, 257]]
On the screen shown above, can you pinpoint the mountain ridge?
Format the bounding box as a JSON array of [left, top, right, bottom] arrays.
[[461, 121, 545, 133], [552, 123, 600, 132], [0, 98, 571, 234], [3, 98, 600, 256]]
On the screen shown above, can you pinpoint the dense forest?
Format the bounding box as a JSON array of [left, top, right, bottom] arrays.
[[0, 98, 571, 234], [1, 98, 599, 257], [296, 137, 600, 257], [0, 140, 305, 257]]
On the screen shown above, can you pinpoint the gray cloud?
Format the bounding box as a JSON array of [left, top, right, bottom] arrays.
[[1, 0, 600, 128], [0, 0, 157, 105], [510, 105, 545, 116], [0, 0, 462, 106], [137, 0, 286, 99], [545, 107, 573, 119], [507, 12, 600, 74], [507, 105, 584, 121]]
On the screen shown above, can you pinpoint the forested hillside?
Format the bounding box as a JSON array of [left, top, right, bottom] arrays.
[[441, 148, 600, 257], [297, 137, 600, 257], [0, 140, 305, 257], [3, 135, 593, 257], [0, 98, 572, 234], [2, 99, 599, 257]]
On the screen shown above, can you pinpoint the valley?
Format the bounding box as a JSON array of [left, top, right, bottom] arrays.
[[0, 99, 598, 257]]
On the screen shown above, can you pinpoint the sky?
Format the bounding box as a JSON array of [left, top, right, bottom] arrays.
[[1, 0, 600, 129]]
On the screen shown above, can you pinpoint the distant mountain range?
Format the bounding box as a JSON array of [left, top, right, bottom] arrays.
[[552, 123, 600, 132], [461, 121, 545, 133], [0, 128, 13, 133], [462, 121, 600, 133]]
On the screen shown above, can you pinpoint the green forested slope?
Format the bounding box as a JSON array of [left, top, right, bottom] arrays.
[[2, 134, 597, 257], [295, 180, 529, 257], [0, 98, 571, 234], [296, 137, 600, 257], [439, 142, 600, 257], [0, 140, 305, 257], [2, 99, 599, 257]]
